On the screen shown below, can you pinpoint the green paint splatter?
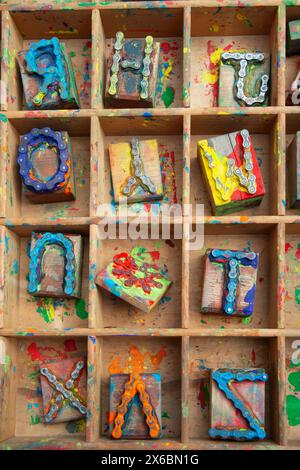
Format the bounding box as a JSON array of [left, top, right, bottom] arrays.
[[78, 1, 97, 5], [204, 383, 210, 402], [295, 287, 300, 306], [242, 316, 252, 325], [4, 355, 11, 374], [289, 371, 300, 392], [162, 411, 171, 419], [75, 298, 88, 320], [286, 395, 300, 426], [182, 404, 189, 418], [0, 114, 8, 123], [30, 415, 40, 425], [69, 51, 76, 58], [37, 298, 55, 324], [162, 86, 175, 108]]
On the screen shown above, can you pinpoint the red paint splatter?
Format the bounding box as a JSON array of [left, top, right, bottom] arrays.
[[206, 41, 233, 104], [198, 382, 207, 410], [285, 243, 292, 253], [112, 252, 163, 294], [251, 349, 256, 365], [160, 42, 178, 54], [296, 244, 300, 260], [64, 339, 77, 352], [27, 343, 67, 363], [148, 251, 160, 262]]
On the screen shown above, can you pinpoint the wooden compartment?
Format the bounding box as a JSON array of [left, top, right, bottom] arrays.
[[286, 6, 300, 108], [188, 336, 282, 446], [189, 222, 282, 330], [286, 337, 300, 446], [3, 116, 91, 220], [3, 10, 92, 110], [89, 224, 182, 329], [285, 223, 300, 329], [0, 0, 297, 452], [0, 225, 90, 331], [91, 115, 183, 217], [190, 5, 279, 108], [98, 8, 184, 109], [286, 113, 300, 215], [0, 336, 87, 442], [190, 113, 280, 216], [98, 336, 182, 442]]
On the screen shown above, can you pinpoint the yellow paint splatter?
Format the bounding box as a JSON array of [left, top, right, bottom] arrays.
[[209, 24, 220, 33]]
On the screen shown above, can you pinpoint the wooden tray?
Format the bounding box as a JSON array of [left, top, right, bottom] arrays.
[[0, 0, 299, 450]]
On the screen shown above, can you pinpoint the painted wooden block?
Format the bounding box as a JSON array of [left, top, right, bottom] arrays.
[[209, 368, 268, 441], [105, 32, 160, 108], [28, 232, 83, 299], [17, 37, 79, 110], [287, 132, 300, 209], [17, 127, 76, 204], [40, 357, 87, 424], [218, 51, 270, 107], [95, 246, 172, 313], [109, 138, 164, 204], [198, 130, 265, 215], [110, 373, 162, 439], [201, 248, 259, 317], [287, 20, 300, 56], [287, 69, 300, 106]]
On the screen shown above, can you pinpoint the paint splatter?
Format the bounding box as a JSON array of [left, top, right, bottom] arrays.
[[296, 244, 300, 261], [287, 395, 300, 426], [251, 349, 256, 365], [200, 41, 234, 105], [198, 381, 210, 409], [64, 339, 77, 352], [285, 243, 292, 252], [36, 298, 56, 324], [295, 287, 300, 306], [75, 298, 88, 320], [160, 146, 177, 204], [162, 86, 175, 108], [27, 342, 67, 362], [108, 345, 167, 376], [236, 12, 253, 28]]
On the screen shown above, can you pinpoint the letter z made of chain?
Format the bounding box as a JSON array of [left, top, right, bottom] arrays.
[[112, 373, 161, 439], [209, 369, 268, 440], [25, 38, 69, 106], [28, 232, 76, 296], [221, 52, 269, 106], [17, 127, 69, 193], [40, 360, 87, 423], [200, 129, 257, 200], [210, 249, 257, 315]]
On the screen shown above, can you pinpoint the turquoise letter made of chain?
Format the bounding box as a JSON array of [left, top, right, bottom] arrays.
[[28, 232, 76, 296], [25, 37, 69, 107], [209, 249, 258, 316], [209, 368, 268, 440]]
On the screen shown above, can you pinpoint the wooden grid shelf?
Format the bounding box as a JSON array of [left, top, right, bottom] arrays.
[[0, 0, 299, 451]]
